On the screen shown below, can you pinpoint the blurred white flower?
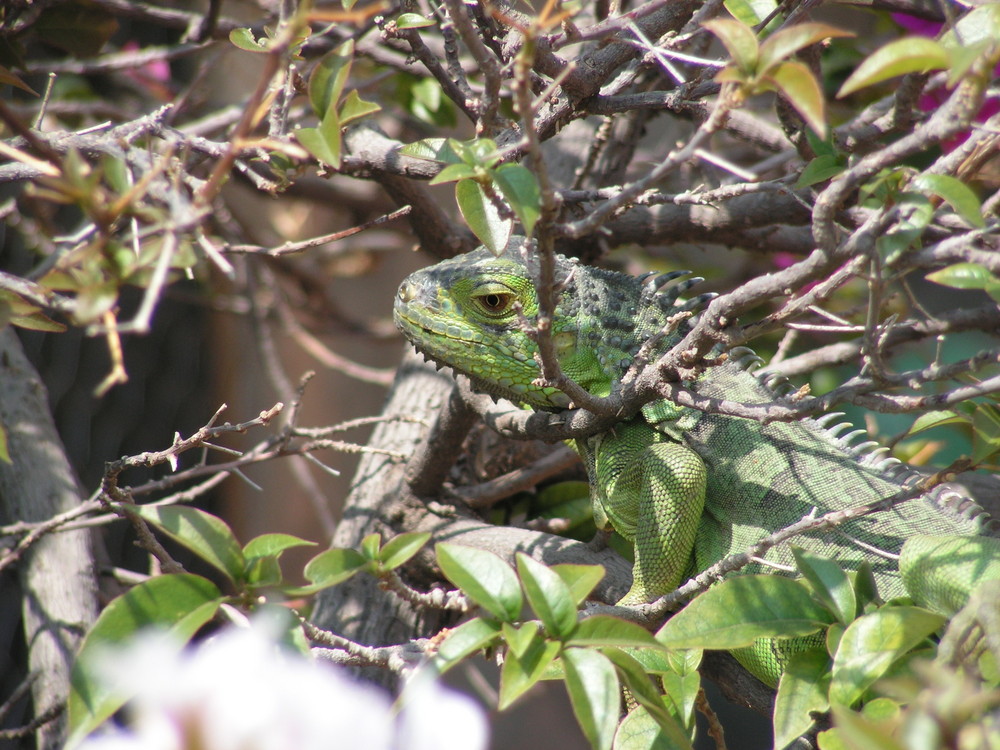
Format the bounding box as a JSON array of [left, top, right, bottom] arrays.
[[78, 619, 488, 750]]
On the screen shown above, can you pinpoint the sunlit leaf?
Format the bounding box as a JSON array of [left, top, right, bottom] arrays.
[[378, 532, 431, 570], [134, 505, 245, 585], [493, 163, 541, 236], [563, 648, 620, 750], [657, 575, 833, 650], [396, 12, 436, 28], [829, 606, 945, 707], [229, 27, 269, 52], [837, 38, 948, 98], [517, 554, 578, 640], [436, 543, 522, 621], [455, 179, 513, 254], [773, 648, 831, 750], [792, 548, 855, 625], [911, 174, 985, 228], [758, 23, 853, 73], [767, 60, 827, 136], [308, 40, 354, 118], [498, 622, 560, 708], [338, 90, 381, 127], [703, 18, 759, 75]]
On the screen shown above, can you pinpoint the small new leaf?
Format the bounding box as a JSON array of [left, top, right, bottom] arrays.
[[395, 12, 435, 28], [378, 531, 431, 570], [229, 28, 270, 52]]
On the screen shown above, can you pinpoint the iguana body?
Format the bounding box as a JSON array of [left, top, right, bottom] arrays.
[[394, 238, 1000, 681]]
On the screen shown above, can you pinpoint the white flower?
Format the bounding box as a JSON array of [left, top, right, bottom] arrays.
[[78, 618, 488, 750]]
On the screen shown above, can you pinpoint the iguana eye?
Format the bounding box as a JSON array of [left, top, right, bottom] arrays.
[[474, 290, 515, 316]]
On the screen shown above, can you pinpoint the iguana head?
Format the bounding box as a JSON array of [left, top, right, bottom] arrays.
[[394, 237, 628, 409]]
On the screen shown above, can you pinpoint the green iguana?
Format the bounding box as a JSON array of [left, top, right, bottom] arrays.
[[393, 237, 1000, 684]]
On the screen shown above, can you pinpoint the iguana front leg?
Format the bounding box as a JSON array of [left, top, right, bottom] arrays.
[[584, 421, 708, 605]]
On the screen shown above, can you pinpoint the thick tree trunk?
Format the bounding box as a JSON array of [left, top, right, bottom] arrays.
[[0, 330, 98, 750]]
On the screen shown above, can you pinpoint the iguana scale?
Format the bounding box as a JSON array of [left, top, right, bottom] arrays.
[[393, 237, 1000, 684]]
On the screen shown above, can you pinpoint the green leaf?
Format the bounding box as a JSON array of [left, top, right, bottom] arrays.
[[493, 163, 541, 236], [905, 409, 966, 437], [723, 0, 777, 27], [796, 153, 846, 188], [570, 616, 664, 650], [613, 706, 694, 750], [338, 89, 381, 127], [552, 564, 605, 606], [498, 625, 561, 709], [428, 163, 478, 185], [792, 548, 856, 625], [308, 40, 354, 118], [972, 403, 1000, 464], [243, 533, 316, 559], [758, 23, 853, 73], [926, 262, 1000, 295], [563, 647, 621, 750], [703, 18, 760, 75], [396, 12, 436, 28], [67, 574, 223, 744], [289, 547, 368, 595], [911, 174, 985, 228], [767, 60, 827, 137], [455, 179, 512, 255], [827, 703, 908, 750], [829, 606, 946, 707], [658, 660, 700, 733], [360, 532, 382, 561], [603, 649, 695, 744], [0, 422, 9, 464], [773, 648, 831, 750], [296, 110, 342, 169], [940, 4, 1000, 50], [656, 576, 833, 650], [433, 617, 503, 670], [8, 309, 68, 332], [229, 27, 269, 52], [837, 38, 949, 98], [398, 138, 453, 162], [378, 532, 431, 570], [0, 64, 37, 96], [133, 505, 245, 585], [244, 555, 283, 587], [517, 554, 578, 640], [436, 543, 523, 621]]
